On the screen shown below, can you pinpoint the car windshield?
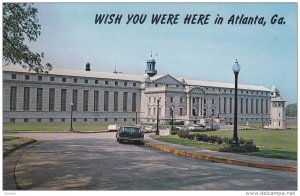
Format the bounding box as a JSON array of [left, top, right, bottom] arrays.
[[123, 127, 141, 133]]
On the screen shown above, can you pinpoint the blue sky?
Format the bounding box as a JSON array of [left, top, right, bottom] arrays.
[[28, 3, 297, 103]]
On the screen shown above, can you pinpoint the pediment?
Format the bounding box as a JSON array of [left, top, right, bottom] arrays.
[[152, 74, 182, 85]]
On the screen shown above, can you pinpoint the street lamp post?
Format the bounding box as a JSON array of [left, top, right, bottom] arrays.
[[70, 102, 74, 131], [156, 97, 161, 135], [232, 59, 241, 145]]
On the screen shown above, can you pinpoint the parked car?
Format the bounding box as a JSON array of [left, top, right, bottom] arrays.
[[205, 124, 220, 131], [116, 126, 144, 144], [143, 125, 164, 133], [107, 124, 120, 132], [175, 125, 184, 131], [188, 124, 205, 130]]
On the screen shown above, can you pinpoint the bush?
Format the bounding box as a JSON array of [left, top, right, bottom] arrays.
[[177, 130, 189, 138], [219, 138, 259, 153], [187, 133, 195, 140]]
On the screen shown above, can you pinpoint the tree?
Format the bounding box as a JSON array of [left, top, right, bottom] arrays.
[[3, 3, 52, 73], [286, 103, 297, 117]]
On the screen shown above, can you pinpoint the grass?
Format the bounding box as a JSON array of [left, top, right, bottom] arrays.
[[155, 129, 297, 160], [3, 123, 110, 132], [3, 135, 21, 142]]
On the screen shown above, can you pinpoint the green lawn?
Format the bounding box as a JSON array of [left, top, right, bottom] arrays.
[[3, 135, 21, 142], [155, 129, 297, 160], [3, 123, 110, 132]]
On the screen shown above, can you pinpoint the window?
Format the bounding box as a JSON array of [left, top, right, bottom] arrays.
[[24, 87, 30, 111], [261, 99, 264, 114], [38, 76, 42, 81], [212, 108, 215, 116], [62, 78, 66, 82], [149, 97, 151, 103], [266, 100, 269, 114], [104, 91, 109, 111], [94, 118, 98, 122], [104, 118, 107, 122], [180, 98, 183, 103], [133, 83, 136, 87], [246, 99, 248, 114], [25, 75, 30, 80], [94, 91, 99, 111], [61, 89, 67, 111], [37, 118, 41, 123], [115, 81, 118, 85], [12, 74, 16, 79], [224, 97, 227, 113], [155, 84, 158, 87], [37, 88, 43, 111], [229, 98, 232, 113], [61, 118, 65, 122], [153, 108, 156, 115], [212, 99, 215, 104], [83, 90, 89, 111], [256, 99, 259, 114], [230, 90, 232, 93], [95, 80, 98, 84], [73, 118, 77, 122], [84, 118, 87, 122], [192, 98, 195, 104], [49, 88, 55, 111], [224, 89, 227, 93], [123, 92, 128, 111], [251, 99, 254, 114], [49, 118, 54, 122], [124, 118, 127, 122], [148, 108, 151, 115], [279, 122, 281, 126], [24, 118, 29, 123], [204, 98, 206, 104], [171, 97, 174, 103], [73, 78, 77, 83], [166, 84, 168, 87], [170, 108, 173, 116], [114, 92, 118, 111], [203, 109, 207, 117], [10, 118, 15, 123], [50, 76, 54, 81], [240, 98, 243, 113], [72, 90, 78, 111], [105, 81, 109, 85], [180, 108, 183, 116], [279, 113, 281, 117], [10, 87, 17, 111], [114, 118, 117, 121], [85, 79, 88, 84], [132, 93, 137, 112], [154, 97, 156, 103], [124, 82, 127, 86]]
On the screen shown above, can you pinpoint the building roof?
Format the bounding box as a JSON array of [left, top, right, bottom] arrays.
[[186, 79, 270, 91], [3, 64, 270, 91], [271, 96, 286, 102], [3, 65, 144, 82]]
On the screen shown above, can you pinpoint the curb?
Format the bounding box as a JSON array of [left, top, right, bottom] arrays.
[[144, 142, 297, 172], [3, 139, 37, 158]]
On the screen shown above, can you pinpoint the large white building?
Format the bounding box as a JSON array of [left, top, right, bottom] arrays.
[[3, 56, 286, 129]]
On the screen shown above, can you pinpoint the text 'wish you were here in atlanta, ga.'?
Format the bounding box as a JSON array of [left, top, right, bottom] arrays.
[[95, 14, 286, 26]]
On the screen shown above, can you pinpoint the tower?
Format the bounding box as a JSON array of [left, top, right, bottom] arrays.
[[145, 52, 157, 77], [269, 86, 286, 129]]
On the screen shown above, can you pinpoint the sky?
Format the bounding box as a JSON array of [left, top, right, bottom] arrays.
[[27, 3, 297, 104]]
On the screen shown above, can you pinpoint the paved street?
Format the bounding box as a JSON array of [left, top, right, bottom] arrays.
[[4, 132, 297, 190]]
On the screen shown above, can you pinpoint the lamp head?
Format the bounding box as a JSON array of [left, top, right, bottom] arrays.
[[70, 102, 73, 106], [232, 59, 241, 74]]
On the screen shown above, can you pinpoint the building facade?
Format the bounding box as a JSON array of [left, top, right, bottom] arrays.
[[3, 57, 285, 128]]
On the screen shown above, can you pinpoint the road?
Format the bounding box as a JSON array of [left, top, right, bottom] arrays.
[[4, 132, 297, 190]]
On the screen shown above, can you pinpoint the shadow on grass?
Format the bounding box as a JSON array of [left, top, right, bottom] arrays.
[[245, 150, 297, 160]]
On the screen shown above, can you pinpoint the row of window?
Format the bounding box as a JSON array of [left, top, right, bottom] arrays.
[[9, 118, 137, 123], [10, 74, 137, 87], [218, 97, 269, 114], [10, 87, 137, 112]]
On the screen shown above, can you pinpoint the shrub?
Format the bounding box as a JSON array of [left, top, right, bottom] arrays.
[[187, 133, 195, 140], [219, 138, 259, 153], [177, 130, 189, 138]]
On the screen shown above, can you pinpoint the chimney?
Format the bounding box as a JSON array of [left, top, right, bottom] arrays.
[[85, 62, 91, 71]]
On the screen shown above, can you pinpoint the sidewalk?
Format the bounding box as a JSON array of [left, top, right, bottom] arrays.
[[144, 134, 297, 172], [4, 137, 37, 157]]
